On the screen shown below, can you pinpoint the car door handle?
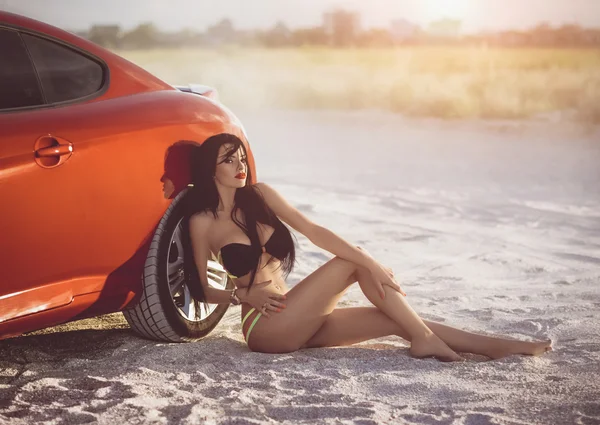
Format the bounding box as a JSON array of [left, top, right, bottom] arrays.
[[35, 143, 73, 158], [33, 135, 74, 168]]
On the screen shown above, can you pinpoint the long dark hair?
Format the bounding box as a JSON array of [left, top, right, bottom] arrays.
[[181, 133, 296, 301]]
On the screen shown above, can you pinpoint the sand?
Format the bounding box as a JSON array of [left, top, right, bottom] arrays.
[[1, 110, 599, 424]]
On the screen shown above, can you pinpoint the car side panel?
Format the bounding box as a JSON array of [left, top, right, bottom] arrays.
[[0, 291, 126, 340], [0, 91, 253, 339]]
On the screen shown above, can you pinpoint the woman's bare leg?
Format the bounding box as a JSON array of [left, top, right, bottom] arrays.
[[253, 256, 462, 361], [424, 320, 552, 359], [303, 306, 552, 359], [349, 265, 464, 361]]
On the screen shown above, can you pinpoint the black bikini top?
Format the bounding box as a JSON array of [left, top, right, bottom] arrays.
[[217, 223, 287, 279]]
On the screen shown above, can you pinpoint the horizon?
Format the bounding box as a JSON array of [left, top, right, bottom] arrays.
[[1, 0, 600, 34]]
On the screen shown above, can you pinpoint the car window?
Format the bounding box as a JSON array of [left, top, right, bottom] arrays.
[[0, 28, 45, 110], [22, 33, 105, 104]]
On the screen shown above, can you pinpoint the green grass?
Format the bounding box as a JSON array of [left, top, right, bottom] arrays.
[[118, 47, 600, 123]]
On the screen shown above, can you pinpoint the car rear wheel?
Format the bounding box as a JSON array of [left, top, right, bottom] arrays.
[[123, 189, 232, 342]]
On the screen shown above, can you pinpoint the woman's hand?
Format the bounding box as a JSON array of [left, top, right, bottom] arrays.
[[369, 263, 406, 299], [356, 246, 406, 299], [369, 261, 406, 299], [239, 280, 287, 318]]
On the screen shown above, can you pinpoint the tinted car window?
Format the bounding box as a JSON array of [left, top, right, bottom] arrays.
[[0, 29, 44, 110], [22, 33, 104, 104]]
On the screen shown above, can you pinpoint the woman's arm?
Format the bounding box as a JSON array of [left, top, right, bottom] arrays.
[[255, 182, 405, 298], [189, 213, 238, 304], [255, 182, 375, 269]]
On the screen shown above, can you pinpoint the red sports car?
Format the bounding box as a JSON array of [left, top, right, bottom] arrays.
[[0, 11, 257, 342]]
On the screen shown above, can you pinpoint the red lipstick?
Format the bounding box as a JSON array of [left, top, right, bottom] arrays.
[[235, 173, 246, 179]]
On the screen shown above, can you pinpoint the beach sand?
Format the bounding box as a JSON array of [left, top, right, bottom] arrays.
[[1, 110, 599, 424]]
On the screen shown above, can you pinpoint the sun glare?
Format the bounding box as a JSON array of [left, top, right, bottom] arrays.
[[421, 0, 472, 20]]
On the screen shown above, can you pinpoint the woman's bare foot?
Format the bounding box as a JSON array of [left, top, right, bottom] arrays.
[[410, 333, 465, 362], [487, 339, 553, 360]]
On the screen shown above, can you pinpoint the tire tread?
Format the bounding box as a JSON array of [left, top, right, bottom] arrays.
[[123, 188, 230, 342]]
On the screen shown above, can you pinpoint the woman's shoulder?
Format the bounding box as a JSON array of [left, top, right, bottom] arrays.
[[189, 210, 216, 228], [252, 182, 283, 202], [252, 181, 269, 193]]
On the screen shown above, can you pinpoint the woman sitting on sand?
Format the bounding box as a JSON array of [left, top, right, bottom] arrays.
[[177, 133, 552, 361]]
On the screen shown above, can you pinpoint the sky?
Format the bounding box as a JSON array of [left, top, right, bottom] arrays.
[[1, 0, 600, 34]]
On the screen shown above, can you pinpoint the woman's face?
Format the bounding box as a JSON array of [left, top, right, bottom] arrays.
[[215, 143, 247, 188]]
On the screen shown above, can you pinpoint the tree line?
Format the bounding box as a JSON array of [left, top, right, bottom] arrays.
[[80, 19, 600, 50]]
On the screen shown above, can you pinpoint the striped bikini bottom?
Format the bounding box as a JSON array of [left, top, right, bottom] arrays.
[[242, 308, 263, 344]]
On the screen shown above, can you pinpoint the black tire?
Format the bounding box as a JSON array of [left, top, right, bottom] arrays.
[[123, 189, 233, 342]]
